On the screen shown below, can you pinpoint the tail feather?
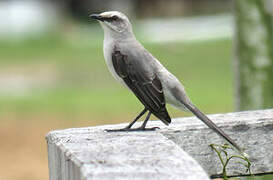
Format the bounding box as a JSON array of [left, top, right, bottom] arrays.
[[181, 101, 243, 153]]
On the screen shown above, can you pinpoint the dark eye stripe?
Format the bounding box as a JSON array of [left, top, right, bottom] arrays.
[[112, 15, 118, 20], [102, 16, 119, 22]]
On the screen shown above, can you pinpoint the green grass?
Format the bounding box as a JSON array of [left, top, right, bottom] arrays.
[[0, 33, 234, 124]]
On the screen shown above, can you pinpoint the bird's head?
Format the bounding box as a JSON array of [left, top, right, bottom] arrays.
[[90, 11, 133, 38]]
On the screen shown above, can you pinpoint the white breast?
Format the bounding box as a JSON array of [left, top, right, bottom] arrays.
[[103, 36, 128, 88]]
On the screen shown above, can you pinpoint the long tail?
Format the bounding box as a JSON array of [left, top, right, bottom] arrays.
[[181, 101, 243, 153]]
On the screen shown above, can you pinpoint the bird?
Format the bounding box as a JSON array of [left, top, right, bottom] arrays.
[[90, 11, 243, 153]]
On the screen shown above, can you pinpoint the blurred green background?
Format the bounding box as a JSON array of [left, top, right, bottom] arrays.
[[0, 0, 271, 180], [0, 37, 234, 123]]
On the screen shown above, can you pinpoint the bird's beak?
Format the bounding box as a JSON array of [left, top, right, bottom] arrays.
[[90, 14, 103, 21]]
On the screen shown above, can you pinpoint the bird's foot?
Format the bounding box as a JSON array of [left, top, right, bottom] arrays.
[[105, 126, 160, 132]]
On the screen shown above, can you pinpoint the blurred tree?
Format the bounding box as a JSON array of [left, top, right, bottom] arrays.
[[234, 0, 273, 110], [61, 0, 231, 20], [136, 0, 232, 18], [63, 0, 136, 21]]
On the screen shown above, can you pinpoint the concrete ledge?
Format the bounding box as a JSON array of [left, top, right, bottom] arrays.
[[47, 128, 209, 180], [161, 109, 273, 176], [46, 109, 273, 179]]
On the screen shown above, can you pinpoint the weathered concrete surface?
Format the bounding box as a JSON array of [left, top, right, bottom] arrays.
[[47, 128, 209, 180], [161, 109, 273, 176], [46, 109, 273, 179]]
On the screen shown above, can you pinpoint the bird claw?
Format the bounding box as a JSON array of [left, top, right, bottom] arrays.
[[105, 127, 160, 132]]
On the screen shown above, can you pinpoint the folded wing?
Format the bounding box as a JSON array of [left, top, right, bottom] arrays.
[[112, 48, 171, 125]]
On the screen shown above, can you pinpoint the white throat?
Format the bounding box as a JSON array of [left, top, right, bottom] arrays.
[[101, 24, 127, 87], [99, 20, 136, 88]]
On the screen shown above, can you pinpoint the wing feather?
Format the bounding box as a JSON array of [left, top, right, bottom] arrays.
[[112, 48, 171, 125]]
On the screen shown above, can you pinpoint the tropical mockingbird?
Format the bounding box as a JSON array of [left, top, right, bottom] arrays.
[[90, 11, 243, 153]]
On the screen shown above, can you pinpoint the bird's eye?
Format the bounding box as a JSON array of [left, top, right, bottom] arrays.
[[112, 15, 118, 20]]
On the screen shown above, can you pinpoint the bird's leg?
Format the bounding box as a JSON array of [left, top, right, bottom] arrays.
[[124, 108, 148, 129], [139, 111, 151, 129], [135, 111, 159, 131], [105, 108, 147, 132]]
